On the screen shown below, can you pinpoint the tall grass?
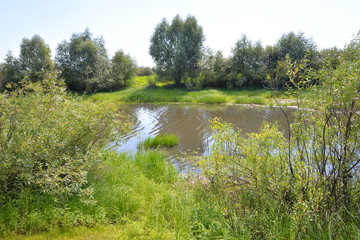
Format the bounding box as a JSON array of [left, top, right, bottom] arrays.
[[0, 151, 201, 239], [3, 147, 360, 239], [138, 134, 179, 149], [88, 77, 292, 105], [234, 96, 266, 104]]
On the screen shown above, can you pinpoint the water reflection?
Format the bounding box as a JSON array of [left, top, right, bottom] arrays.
[[115, 104, 295, 159]]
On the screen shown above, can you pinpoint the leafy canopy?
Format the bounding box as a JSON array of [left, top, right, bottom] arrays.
[[0, 35, 54, 90], [149, 15, 205, 85], [55, 28, 109, 91]]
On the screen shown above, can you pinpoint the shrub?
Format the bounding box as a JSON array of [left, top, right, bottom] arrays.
[[0, 79, 128, 199], [197, 37, 360, 238]]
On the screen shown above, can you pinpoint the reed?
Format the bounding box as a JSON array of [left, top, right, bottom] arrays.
[[138, 133, 179, 149]]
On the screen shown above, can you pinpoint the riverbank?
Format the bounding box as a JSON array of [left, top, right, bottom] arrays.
[[2, 79, 359, 239], [87, 76, 295, 106], [1, 150, 229, 239]]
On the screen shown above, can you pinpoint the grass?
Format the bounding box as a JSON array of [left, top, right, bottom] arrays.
[[138, 133, 179, 149], [1, 150, 199, 239], [234, 96, 266, 104], [87, 76, 293, 105], [3, 149, 360, 239]]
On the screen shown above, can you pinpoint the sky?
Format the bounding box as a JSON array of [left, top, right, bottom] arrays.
[[0, 0, 359, 67]]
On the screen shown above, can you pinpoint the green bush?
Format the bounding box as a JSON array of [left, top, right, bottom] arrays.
[[0, 79, 127, 198], [197, 37, 360, 238]]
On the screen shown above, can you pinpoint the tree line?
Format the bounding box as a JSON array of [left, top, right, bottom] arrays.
[[0, 16, 345, 93], [150, 15, 343, 90], [0, 28, 137, 93]]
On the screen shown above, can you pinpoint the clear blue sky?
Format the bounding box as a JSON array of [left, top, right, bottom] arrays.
[[0, 0, 359, 67]]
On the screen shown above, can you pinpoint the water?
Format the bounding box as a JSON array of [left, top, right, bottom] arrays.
[[114, 104, 295, 160]]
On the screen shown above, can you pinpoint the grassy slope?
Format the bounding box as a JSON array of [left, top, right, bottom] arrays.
[[88, 76, 293, 105]]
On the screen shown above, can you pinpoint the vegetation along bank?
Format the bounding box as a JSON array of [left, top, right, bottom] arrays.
[[0, 14, 359, 239]]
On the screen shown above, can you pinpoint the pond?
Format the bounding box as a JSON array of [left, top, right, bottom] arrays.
[[114, 103, 295, 161]]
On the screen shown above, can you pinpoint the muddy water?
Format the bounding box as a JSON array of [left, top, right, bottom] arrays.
[[115, 104, 295, 159]]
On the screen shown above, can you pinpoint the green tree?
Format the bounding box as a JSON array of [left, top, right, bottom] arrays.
[[149, 15, 205, 85], [19, 35, 53, 82], [319, 47, 343, 69], [0, 35, 54, 90], [263, 45, 282, 88], [0, 52, 21, 90], [111, 50, 137, 88], [137, 66, 154, 76], [277, 32, 319, 68], [230, 35, 266, 87], [55, 28, 109, 91], [194, 49, 232, 89]]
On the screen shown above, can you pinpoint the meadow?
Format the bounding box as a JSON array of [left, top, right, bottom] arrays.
[[87, 76, 293, 106]]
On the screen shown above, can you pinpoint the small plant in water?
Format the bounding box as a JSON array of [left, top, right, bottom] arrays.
[[138, 134, 179, 149]]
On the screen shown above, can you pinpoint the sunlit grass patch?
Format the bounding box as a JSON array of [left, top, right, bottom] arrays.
[[138, 134, 179, 149], [196, 94, 227, 104], [87, 82, 293, 105]]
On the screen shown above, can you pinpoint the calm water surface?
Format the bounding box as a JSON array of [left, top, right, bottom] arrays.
[[115, 104, 295, 160]]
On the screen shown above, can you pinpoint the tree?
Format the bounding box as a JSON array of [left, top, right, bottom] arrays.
[[194, 49, 232, 88], [55, 28, 109, 91], [149, 15, 205, 85], [111, 50, 137, 88], [230, 35, 266, 87], [0, 35, 53, 90], [0, 52, 21, 90], [137, 66, 154, 76], [276, 32, 319, 68], [19, 35, 53, 82]]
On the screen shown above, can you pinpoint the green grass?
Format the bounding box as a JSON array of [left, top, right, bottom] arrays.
[[1, 150, 198, 239], [3, 149, 360, 239], [138, 134, 179, 149], [87, 76, 292, 105]]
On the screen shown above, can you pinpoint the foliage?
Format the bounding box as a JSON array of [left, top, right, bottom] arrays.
[[0, 79, 127, 199], [0, 53, 21, 91], [149, 15, 205, 85], [197, 36, 360, 238], [290, 36, 360, 212], [190, 49, 233, 89], [137, 66, 154, 76], [319, 47, 343, 69], [55, 29, 137, 92], [277, 31, 318, 66], [55, 28, 110, 92], [0, 35, 54, 91], [230, 35, 266, 88], [19, 35, 54, 82], [110, 50, 137, 89]]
